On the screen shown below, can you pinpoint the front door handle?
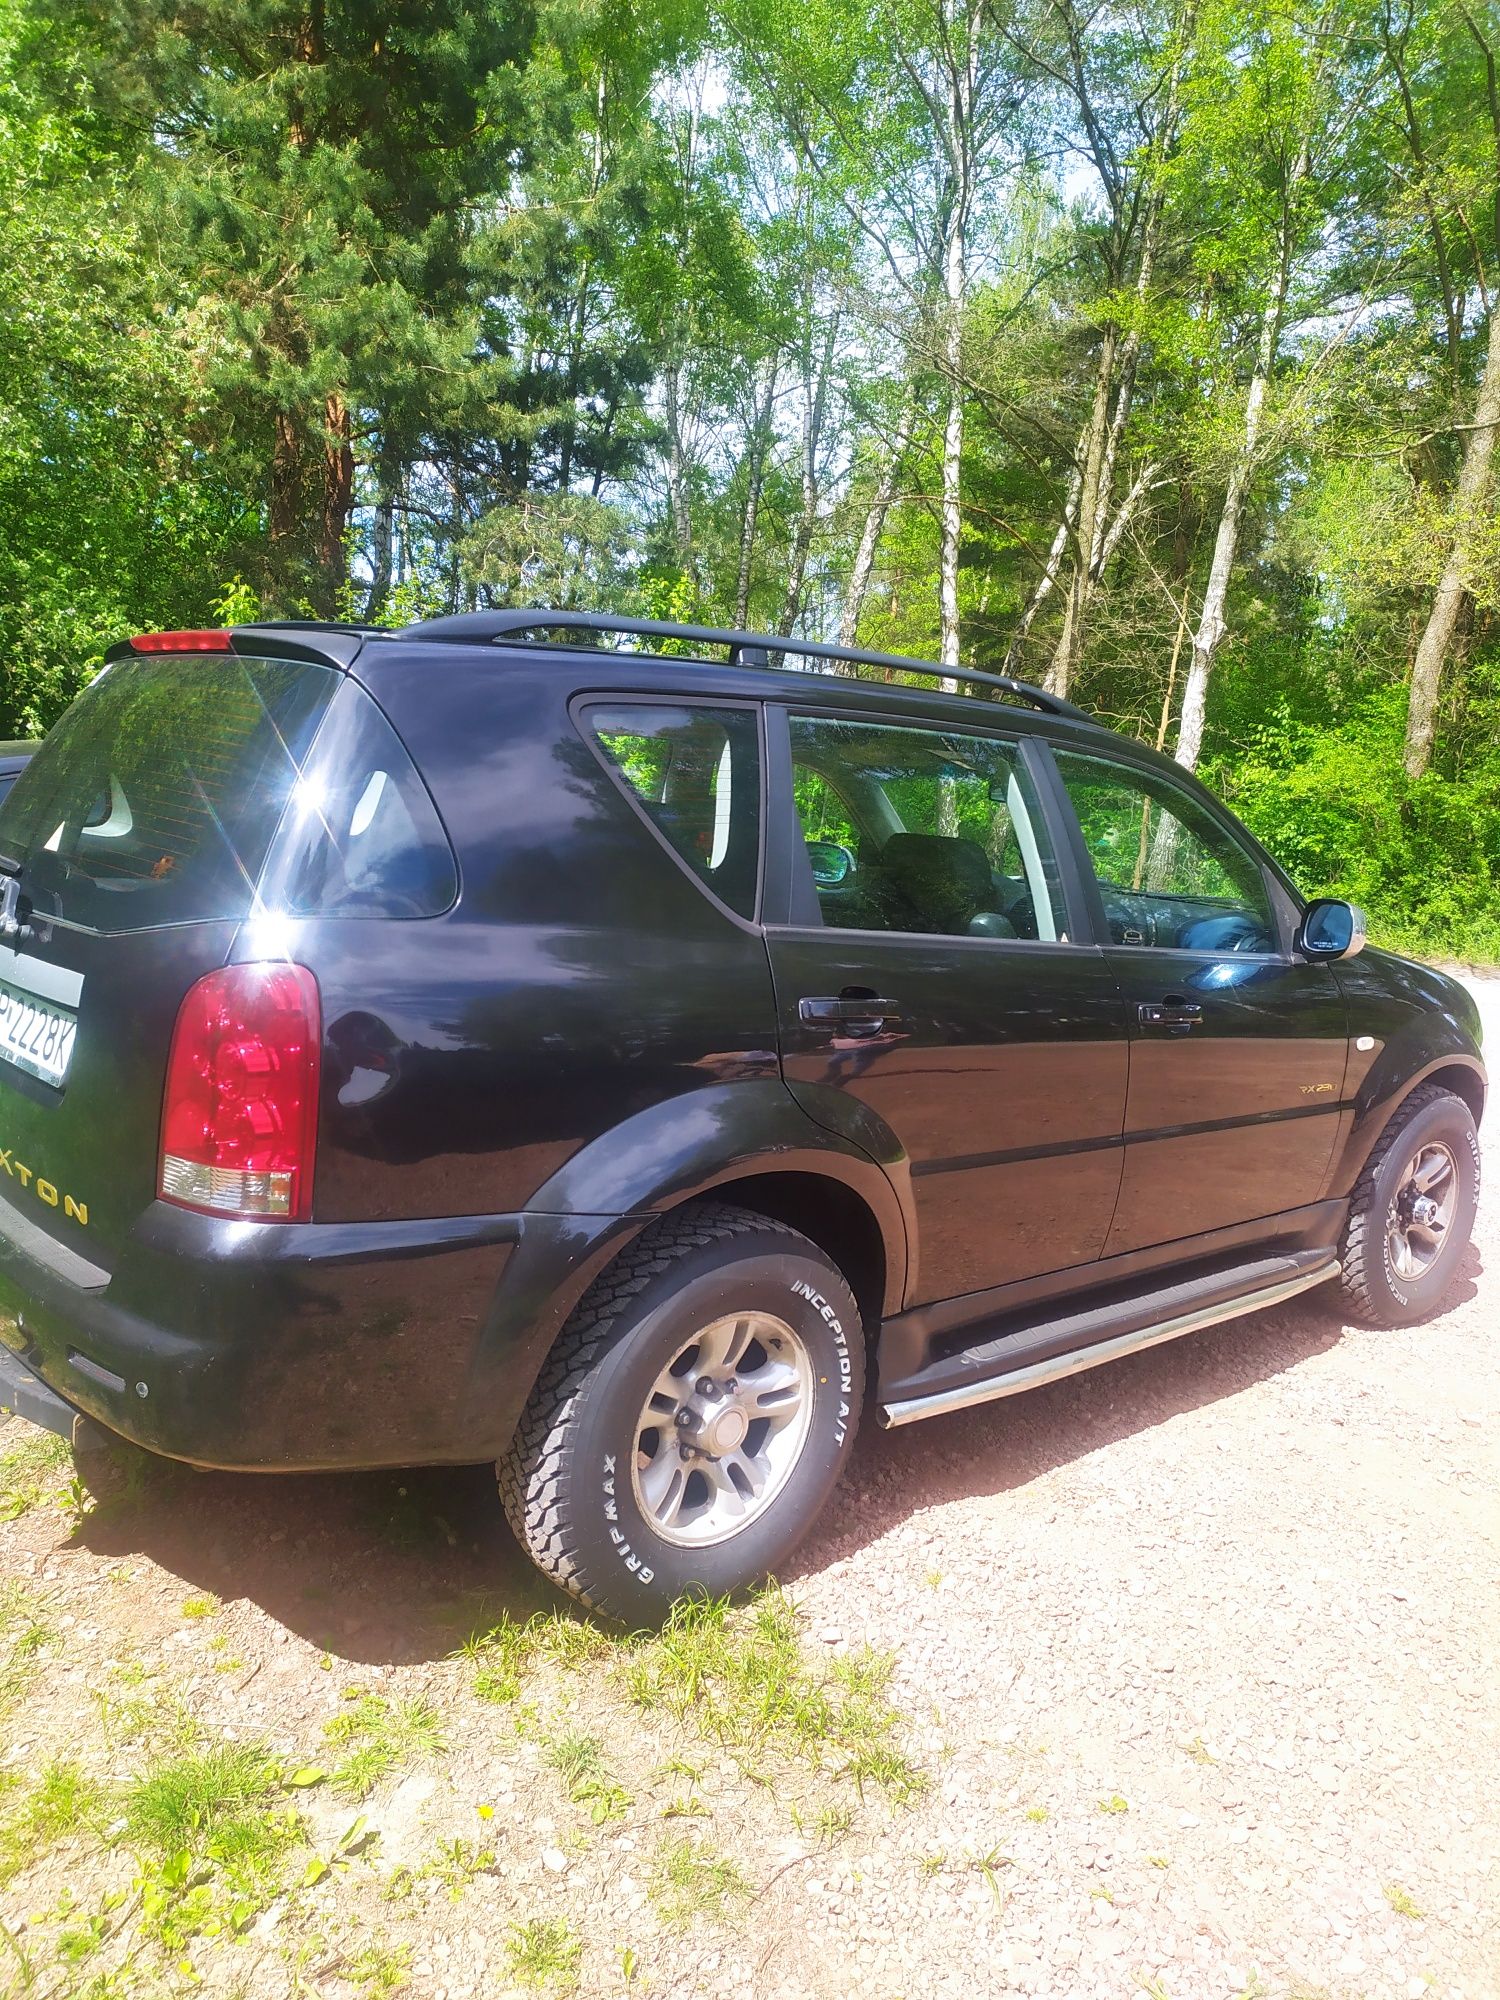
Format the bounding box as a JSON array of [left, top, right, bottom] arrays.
[[799, 994, 898, 1033], [1138, 999, 1203, 1028]]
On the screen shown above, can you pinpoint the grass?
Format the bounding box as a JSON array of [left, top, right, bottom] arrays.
[[125, 1742, 288, 1859], [460, 1609, 610, 1704], [0, 1581, 54, 1714], [180, 1593, 220, 1620], [0, 1429, 68, 1520], [544, 1731, 631, 1824], [1024, 1804, 1049, 1823], [621, 1590, 923, 1801], [504, 1917, 583, 1990], [650, 1833, 752, 1928], [1097, 1792, 1130, 1814], [348, 1937, 412, 1995], [323, 1692, 446, 1801], [1383, 1881, 1424, 1919], [0, 1758, 109, 1885]]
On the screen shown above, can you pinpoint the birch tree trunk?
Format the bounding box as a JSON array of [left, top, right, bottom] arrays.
[[1171, 272, 1284, 772], [1403, 304, 1500, 777], [938, 230, 966, 683], [839, 390, 913, 647]]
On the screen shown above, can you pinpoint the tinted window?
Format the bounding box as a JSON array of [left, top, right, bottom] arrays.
[[789, 714, 1066, 941], [0, 654, 335, 933], [259, 677, 457, 919], [589, 704, 761, 920], [1053, 749, 1276, 952]]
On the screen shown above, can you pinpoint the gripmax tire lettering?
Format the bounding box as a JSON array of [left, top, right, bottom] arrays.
[[497, 1203, 864, 1622], [1340, 1083, 1480, 1328]]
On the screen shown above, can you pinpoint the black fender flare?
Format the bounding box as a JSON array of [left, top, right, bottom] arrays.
[[1328, 1040, 1486, 1198], [464, 1079, 912, 1457]]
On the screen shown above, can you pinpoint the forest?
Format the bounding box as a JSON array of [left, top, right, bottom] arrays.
[[2, 0, 1498, 957]]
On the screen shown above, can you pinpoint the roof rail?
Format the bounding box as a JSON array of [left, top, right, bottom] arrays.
[[398, 608, 1089, 721]]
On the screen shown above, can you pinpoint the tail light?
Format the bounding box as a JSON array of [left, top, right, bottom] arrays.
[[159, 963, 321, 1221]]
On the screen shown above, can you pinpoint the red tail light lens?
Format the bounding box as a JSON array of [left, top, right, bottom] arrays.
[[159, 964, 321, 1221], [129, 630, 233, 653]]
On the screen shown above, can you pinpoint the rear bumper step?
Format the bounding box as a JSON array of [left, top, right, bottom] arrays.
[[878, 1251, 1340, 1428], [0, 1341, 112, 1452]]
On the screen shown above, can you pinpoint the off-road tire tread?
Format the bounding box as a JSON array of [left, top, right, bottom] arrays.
[[497, 1203, 840, 1617], [1340, 1083, 1465, 1323]]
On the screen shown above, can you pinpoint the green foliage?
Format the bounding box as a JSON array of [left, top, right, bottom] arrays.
[[2, 0, 1498, 955]]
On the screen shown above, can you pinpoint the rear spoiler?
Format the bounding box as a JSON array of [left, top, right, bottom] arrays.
[[106, 622, 386, 671]]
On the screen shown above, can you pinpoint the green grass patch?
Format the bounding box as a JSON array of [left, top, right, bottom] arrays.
[[459, 1608, 611, 1703], [126, 1742, 287, 1857], [1383, 1881, 1424, 1919], [544, 1730, 631, 1824], [504, 1916, 583, 1989], [0, 1581, 54, 1714], [0, 1758, 110, 1885], [0, 1428, 68, 1520], [622, 1590, 923, 1800], [650, 1832, 751, 1928], [324, 1691, 446, 1801]]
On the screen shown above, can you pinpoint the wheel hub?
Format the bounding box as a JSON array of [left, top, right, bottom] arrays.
[[630, 1310, 816, 1548], [1386, 1140, 1458, 1283]]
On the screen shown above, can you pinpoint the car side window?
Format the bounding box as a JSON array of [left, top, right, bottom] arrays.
[[1051, 748, 1277, 953], [589, 703, 761, 920], [788, 713, 1066, 942]]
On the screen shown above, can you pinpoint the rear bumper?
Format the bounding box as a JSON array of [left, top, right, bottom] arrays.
[[0, 1191, 536, 1471]]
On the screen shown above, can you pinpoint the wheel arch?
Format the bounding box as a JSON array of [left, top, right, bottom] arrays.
[[465, 1081, 910, 1458]]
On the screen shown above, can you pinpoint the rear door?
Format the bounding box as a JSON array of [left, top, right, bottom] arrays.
[[764, 705, 1129, 1309], [0, 645, 339, 1267], [1046, 745, 1349, 1254]]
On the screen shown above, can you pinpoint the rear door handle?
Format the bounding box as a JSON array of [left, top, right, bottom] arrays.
[[1138, 1000, 1203, 1028], [799, 995, 898, 1032]]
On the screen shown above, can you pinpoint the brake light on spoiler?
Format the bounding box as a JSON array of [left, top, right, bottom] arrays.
[[129, 630, 233, 653], [159, 964, 321, 1222]]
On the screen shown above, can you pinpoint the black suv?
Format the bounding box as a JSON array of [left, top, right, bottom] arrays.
[[0, 612, 1484, 1619]]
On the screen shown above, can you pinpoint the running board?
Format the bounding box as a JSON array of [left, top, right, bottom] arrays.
[[878, 1251, 1340, 1429]]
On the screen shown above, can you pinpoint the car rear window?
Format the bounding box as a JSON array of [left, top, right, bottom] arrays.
[[0, 653, 336, 933]]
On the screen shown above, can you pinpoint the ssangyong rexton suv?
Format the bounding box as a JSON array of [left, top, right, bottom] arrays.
[[0, 612, 1484, 1619]]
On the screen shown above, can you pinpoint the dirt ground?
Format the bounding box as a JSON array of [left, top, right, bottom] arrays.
[[1, 979, 1496, 2000]]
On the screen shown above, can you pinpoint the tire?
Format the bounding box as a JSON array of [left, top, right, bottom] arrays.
[[1340, 1084, 1480, 1327], [498, 1204, 865, 1622]]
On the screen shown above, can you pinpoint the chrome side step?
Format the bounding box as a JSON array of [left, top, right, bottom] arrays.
[[878, 1256, 1340, 1429]]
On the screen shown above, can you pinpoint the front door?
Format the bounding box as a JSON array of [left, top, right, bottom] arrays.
[[1048, 746, 1349, 1256], [766, 708, 1129, 1309]]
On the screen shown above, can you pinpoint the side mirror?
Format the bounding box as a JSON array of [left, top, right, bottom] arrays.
[[1296, 897, 1367, 961], [806, 840, 853, 889]]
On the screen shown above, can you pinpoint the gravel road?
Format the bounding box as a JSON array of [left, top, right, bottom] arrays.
[[1, 978, 1494, 2000], [775, 971, 1499, 2000]]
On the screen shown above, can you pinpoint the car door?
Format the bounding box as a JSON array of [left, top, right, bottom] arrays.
[[1045, 744, 1350, 1256], [763, 706, 1129, 1309]]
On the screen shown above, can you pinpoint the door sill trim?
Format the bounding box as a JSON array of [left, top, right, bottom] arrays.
[[878, 1256, 1339, 1428]]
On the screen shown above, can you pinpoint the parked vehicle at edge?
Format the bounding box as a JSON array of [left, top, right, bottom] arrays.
[[0, 614, 1483, 1619]]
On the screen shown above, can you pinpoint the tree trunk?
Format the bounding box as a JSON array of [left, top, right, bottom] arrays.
[[1171, 197, 1297, 774], [1403, 304, 1500, 777], [1047, 326, 1117, 697], [839, 395, 912, 648], [664, 363, 695, 580], [778, 314, 839, 638], [314, 390, 354, 616], [1002, 466, 1079, 676], [367, 481, 395, 621], [734, 362, 779, 629], [938, 220, 966, 683]]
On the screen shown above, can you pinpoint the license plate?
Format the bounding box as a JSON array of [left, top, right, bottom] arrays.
[[0, 978, 77, 1085]]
